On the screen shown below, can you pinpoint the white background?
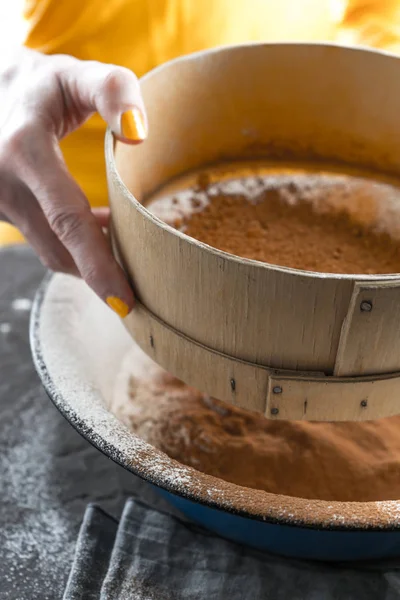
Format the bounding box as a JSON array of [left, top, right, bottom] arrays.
[[0, 1, 27, 51]]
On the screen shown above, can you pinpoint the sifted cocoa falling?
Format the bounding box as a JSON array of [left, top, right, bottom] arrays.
[[112, 361, 400, 503]]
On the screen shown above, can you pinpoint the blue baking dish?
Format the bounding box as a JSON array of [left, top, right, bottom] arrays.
[[30, 273, 400, 563]]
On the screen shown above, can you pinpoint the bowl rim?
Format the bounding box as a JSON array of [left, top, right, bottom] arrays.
[[30, 272, 400, 533], [106, 41, 400, 282]]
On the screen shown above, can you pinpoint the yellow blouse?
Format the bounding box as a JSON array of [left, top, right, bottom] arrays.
[[1, 0, 398, 244]]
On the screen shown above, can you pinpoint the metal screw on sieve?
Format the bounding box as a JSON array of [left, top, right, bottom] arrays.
[[360, 300, 373, 312], [273, 386, 282, 394], [360, 399, 368, 408], [271, 407, 279, 416], [150, 335, 155, 348], [230, 378, 236, 392]]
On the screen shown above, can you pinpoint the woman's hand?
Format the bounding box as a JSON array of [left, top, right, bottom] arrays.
[[0, 48, 147, 317]]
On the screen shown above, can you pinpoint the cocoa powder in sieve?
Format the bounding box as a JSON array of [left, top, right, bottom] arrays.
[[116, 170, 400, 503], [147, 170, 400, 274]]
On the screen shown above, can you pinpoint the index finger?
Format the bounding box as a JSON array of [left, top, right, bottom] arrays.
[[20, 138, 135, 317]]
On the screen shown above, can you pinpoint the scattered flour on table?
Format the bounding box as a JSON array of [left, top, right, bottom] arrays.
[[12, 298, 32, 312], [0, 322, 11, 334]]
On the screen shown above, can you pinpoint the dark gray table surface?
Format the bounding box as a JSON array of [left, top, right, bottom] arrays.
[[0, 246, 172, 600]]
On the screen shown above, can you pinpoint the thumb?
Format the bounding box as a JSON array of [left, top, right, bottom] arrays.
[[60, 60, 148, 144]]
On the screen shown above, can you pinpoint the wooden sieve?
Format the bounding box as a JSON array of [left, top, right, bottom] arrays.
[[107, 43, 400, 422]]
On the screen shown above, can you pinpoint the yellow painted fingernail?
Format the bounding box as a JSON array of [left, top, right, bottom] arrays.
[[120, 107, 147, 141], [106, 296, 130, 318]]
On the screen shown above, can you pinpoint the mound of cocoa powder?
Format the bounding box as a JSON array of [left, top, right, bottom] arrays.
[[113, 171, 400, 503], [110, 344, 400, 502], [147, 171, 400, 274]]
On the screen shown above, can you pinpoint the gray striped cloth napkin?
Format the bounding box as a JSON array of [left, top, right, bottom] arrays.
[[63, 498, 400, 600]]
